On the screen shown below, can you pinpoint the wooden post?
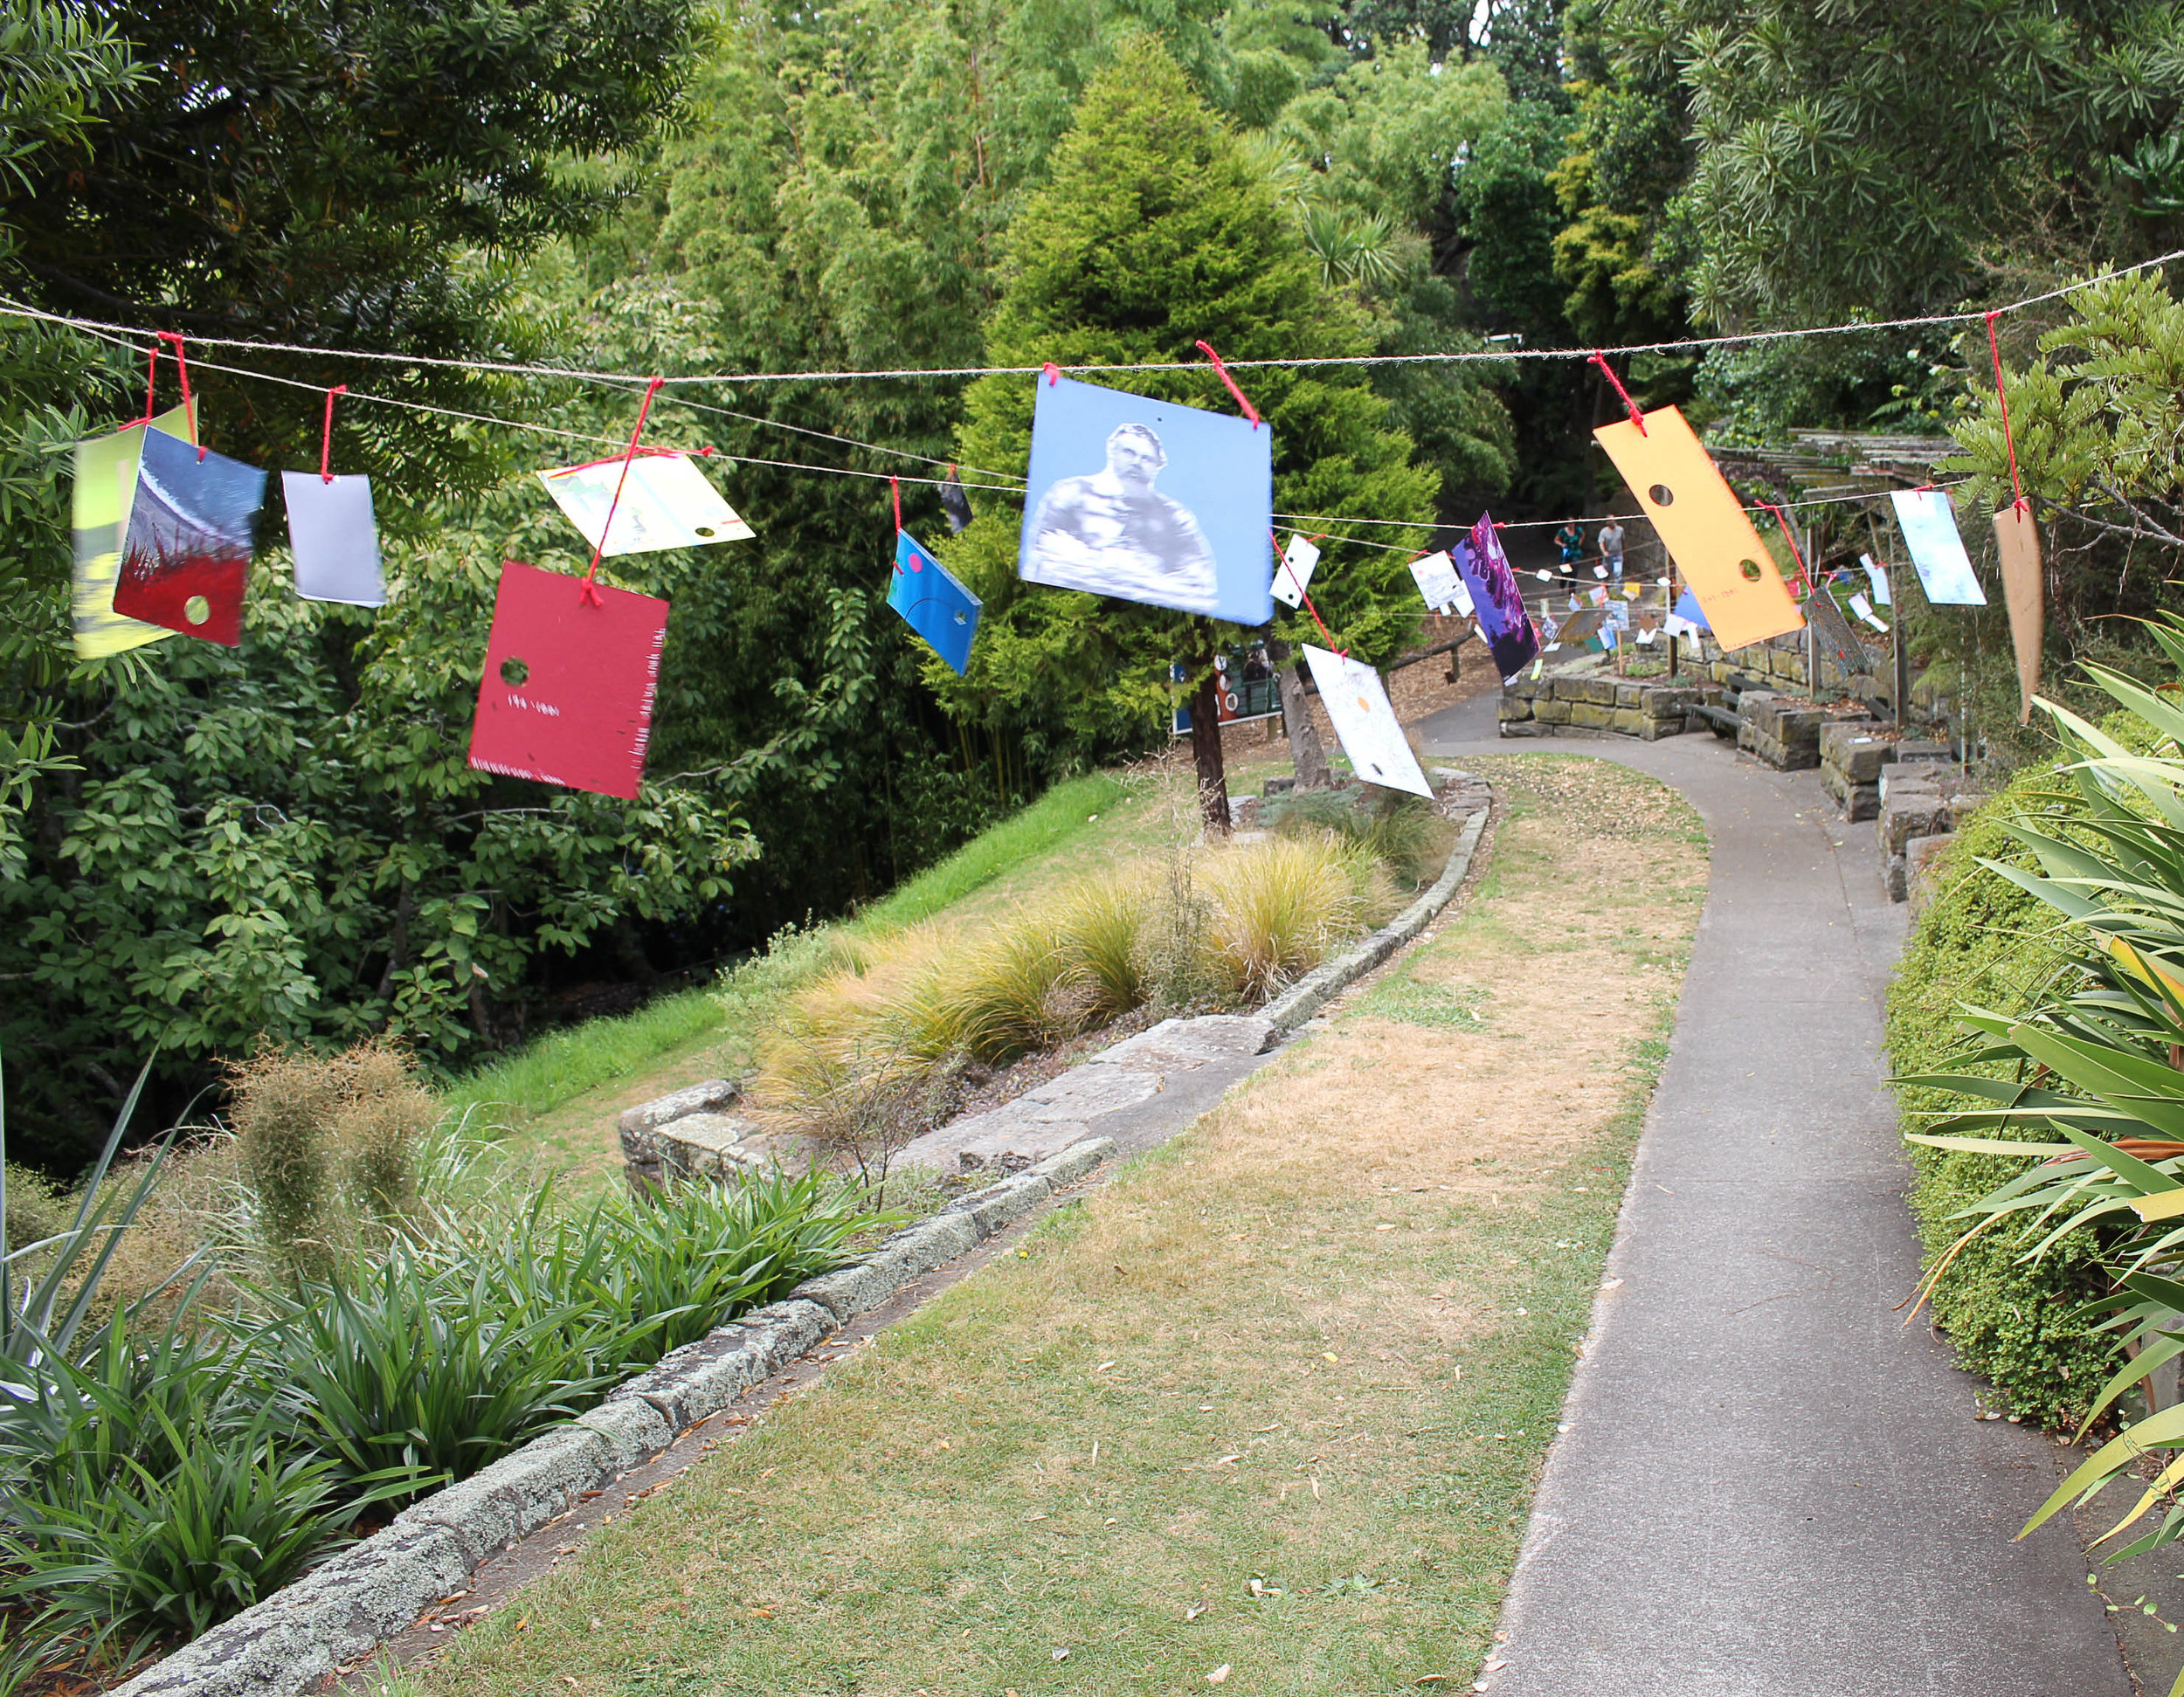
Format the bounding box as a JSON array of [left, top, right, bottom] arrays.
[[1892, 606, 1909, 730]]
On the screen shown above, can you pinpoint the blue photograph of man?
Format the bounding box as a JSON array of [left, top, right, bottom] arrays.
[[1019, 374, 1273, 626]]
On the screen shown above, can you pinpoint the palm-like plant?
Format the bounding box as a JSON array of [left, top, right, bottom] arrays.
[[1907, 617, 2184, 1631]]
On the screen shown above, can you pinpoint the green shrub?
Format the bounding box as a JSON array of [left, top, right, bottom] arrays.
[[1886, 714, 2166, 1428]]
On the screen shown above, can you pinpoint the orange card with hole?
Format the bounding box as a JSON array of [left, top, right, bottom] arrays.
[[1592, 405, 1803, 651], [1994, 502, 2042, 723], [467, 560, 668, 799]]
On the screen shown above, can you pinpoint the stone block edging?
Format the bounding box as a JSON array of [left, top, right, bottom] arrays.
[[1258, 802, 1489, 1037], [110, 1137, 1117, 1697]]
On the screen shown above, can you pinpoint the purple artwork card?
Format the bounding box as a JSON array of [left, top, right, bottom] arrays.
[[1454, 512, 1540, 682]]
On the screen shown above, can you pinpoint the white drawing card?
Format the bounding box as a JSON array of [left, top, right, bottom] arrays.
[[1408, 549, 1469, 615], [1271, 533, 1321, 609], [1302, 644, 1432, 798], [540, 453, 755, 556]]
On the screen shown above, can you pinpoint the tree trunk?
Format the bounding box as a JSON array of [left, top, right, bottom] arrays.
[[1187, 621, 1231, 833], [1269, 638, 1333, 790]]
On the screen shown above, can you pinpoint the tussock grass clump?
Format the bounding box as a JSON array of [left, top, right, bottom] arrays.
[[227, 1038, 442, 1280], [752, 824, 1411, 1138], [1265, 783, 1448, 888]]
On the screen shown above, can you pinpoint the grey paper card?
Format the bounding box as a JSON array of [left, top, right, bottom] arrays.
[[284, 471, 385, 606]]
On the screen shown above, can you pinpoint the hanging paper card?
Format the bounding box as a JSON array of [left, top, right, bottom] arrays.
[[1805, 589, 1870, 676], [1020, 374, 1272, 624], [888, 529, 982, 677], [1671, 590, 1710, 631], [1301, 645, 1431, 798], [539, 454, 754, 556], [1994, 503, 2042, 723], [72, 409, 191, 659], [1592, 405, 1803, 650], [1586, 585, 1610, 608], [110, 426, 266, 646], [1408, 550, 1468, 616], [1858, 553, 1891, 607], [1452, 515, 1540, 682], [1557, 607, 1607, 645], [939, 469, 974, 535], [1888, 489, 1986, 606], [1849, 593, 1888, 632], [1271, 533, 1321, 610], [469, 561, 667, 799], [283, 472, 384, 606]]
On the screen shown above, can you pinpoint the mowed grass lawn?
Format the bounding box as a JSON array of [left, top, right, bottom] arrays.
[[397, 755, 1707, 1697]]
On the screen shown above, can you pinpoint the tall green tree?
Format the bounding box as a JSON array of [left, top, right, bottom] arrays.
[[940, 37, 1441, 824], [1606, 0, 2184, 328]]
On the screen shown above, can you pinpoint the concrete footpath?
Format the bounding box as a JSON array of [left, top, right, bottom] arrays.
[[1413, 694, 2127, 1697]]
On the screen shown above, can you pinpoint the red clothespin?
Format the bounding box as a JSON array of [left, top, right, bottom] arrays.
[[1588, 351, 1646, 436], [1042, 362, 1062, 387], [1196, 341, 1261, 429], [581, 376, 665, 607], [154, 331, 204, 459], [320, 385, 349, 484]]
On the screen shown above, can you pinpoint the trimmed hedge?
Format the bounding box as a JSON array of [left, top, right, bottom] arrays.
[[1884, 720, 2160, 1430]]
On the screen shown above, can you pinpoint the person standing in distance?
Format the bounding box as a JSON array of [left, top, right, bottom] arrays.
[[1553, 517, 1586, 584], [1598, 515, 1626, 584]]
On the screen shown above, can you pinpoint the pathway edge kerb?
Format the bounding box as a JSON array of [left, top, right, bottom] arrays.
[[1259, 802, 1490, 1038], [107, 1138, 1118, 1697]]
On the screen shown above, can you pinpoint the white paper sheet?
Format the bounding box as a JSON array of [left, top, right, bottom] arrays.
[[1407, 549, 1469, 615], [284, 472, 385, 605], [1271, 533, 1321, 609], [539, 453, 755, 555], [1302, 644, 1432, 798], [1859, 553, 1891, 606], [1849, 592, 1889, 632], [1890, 489, 1986, 606]]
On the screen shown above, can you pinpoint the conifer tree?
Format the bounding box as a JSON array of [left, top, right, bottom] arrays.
[[940, 36, 1439, 827]]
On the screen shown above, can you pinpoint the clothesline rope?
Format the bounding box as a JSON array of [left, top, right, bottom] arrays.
[[4, 245, 2177, 390], [44, 300, 1993, 554]]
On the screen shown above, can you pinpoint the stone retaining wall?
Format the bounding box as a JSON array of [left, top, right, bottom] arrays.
[[1497, 671, 1712, 741]]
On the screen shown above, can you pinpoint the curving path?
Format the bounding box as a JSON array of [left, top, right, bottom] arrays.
[[1413, 692, 2126, 1697]]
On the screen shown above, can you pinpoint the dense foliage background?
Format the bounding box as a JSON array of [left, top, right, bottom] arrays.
[[4, 0, 2183, 1169]]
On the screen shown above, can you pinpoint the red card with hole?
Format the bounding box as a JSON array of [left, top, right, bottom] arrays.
[[467, 561, 668, 799]]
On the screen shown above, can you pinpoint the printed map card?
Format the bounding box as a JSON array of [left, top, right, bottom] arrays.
[[540, 454, 755, 556]]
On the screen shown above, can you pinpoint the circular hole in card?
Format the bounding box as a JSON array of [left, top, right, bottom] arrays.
[[953, 610, 968, 624], [695, 525, 716, 539], [1738, 559, 1764, 582], [501, 657, 530, 686], [1648, 484, 1674, 507], [183, 595, 211, 626]]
